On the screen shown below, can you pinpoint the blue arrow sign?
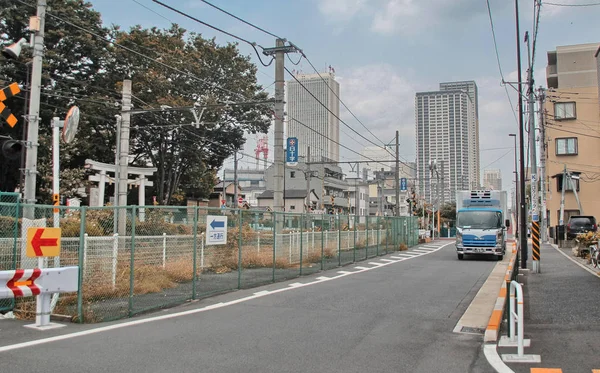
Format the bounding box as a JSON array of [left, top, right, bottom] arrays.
[[286, 137, 298, 166], [210, 220, 225, 229]]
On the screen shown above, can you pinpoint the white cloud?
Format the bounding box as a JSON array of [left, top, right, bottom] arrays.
[[336, 64, 417, 158], [317, 0, 367, 22], [316, 0, 488, 35]]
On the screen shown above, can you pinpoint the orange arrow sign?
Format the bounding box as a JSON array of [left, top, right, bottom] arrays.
[[26, 228, 61, 257]]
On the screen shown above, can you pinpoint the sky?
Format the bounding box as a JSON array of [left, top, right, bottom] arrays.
[[89, 0, 600, 194]]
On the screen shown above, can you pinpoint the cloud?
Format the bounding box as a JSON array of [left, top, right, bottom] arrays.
[[336, 64, 417, 158], [316, 0, 488, 35]]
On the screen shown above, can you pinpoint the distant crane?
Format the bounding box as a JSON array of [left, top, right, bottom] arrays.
[[255, 135, 269, 170]]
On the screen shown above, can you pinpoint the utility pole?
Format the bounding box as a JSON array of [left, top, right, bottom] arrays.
[[113, 115, 121, 234], [118, 80, 132, 235], [538, 87, 547, 243], [526, 31, 540, 273], [306, 146, 311, 213], [395, 130, 400, 217], [23, 0, 47, 217], [515, 0, 528, 269], [559, 164, 566, 242], [262, 39, 299, 231]]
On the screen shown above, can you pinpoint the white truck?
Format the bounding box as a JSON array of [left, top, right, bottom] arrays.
[[455, 190, 510, 261]]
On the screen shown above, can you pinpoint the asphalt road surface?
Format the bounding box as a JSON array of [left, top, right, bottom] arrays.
[[1, 241, 500, 373]]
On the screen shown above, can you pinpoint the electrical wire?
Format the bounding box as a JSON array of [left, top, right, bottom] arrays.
[[131, 0, 174, 22], [285, 66, 416, 171], [486, 0, 520, 126], [482, 150, 513, 169], [14, 0, 261, 103], [531, 0, 542, 75], [198, 0, 282, 39], [151, 0, 275, 68], [301, 55, 394, 153]]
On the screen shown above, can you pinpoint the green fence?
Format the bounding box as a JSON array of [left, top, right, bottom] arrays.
[[0, 192, 20, 312], [0, 203, 418, 322]]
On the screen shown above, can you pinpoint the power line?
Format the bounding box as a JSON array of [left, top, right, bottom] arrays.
[[198, 0, 281, 39], [545, 122, 600, 138], [285, 67, 404, 160], [14, 0, 261, 103], [131, 0, 174, 22], [482, 150, 513, 169], [485, 0, 520, 126], [151, 0, 275, 68], [300, 55, 392, 152], [173, 0, 394, 158]]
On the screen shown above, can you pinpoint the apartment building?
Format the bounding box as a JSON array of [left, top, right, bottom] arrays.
[[545, 43, 600, 226]]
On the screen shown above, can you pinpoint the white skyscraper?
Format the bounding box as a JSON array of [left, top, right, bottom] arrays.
[[287, 72, 340, 162], [439, 81, 480, 188], [415, 87, 474, 203]]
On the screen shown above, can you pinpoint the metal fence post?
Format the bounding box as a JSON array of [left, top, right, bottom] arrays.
[[272, 212, 276, 282], [162, 232, 167, 269], [299, 213, 304, 275], [128, 206, 136, 317], [366, 217, 370, 260], [112, 233, 118, 290], [376, 216, 380, 256], [257, 231, 260, 253], [77, 206, 86, 323], [200, 232, 205, 269], [192, 206, 198, 300], [337, 215, 341, 267], [321, 214, 324, 271], [237, 209, 242, 289], [353, 214, 357, 262], [83, 233, 88, 277]]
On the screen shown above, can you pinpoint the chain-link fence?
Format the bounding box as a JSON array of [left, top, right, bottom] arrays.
[[0, 203, 419, 322]]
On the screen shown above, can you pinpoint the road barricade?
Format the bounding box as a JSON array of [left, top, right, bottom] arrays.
[[0, 266, 79, 330]]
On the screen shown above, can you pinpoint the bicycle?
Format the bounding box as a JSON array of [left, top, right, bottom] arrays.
[[590, 241, 600, 268]]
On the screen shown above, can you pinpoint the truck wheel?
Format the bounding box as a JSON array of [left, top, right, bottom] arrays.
[[497, 255, 504, 261], [458, 254, 464, 260]]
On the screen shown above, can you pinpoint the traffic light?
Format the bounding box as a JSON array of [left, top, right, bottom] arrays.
[[0, 136, 22, 160]]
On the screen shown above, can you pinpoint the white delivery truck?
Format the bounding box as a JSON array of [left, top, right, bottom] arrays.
[[455, 190, 510, 260]]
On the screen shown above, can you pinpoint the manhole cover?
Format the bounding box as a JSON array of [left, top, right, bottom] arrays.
[[460, 326, 486, 334]]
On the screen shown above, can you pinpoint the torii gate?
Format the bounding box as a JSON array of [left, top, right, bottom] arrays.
[[85, 159, 157, 221]]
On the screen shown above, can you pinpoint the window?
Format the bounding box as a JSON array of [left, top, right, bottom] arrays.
[[290, 171, 296, 178], [290, 205, 296, 210], [554, 102, 576, 120], [555, 138, 577, 155], [556, 174, 580, 192]]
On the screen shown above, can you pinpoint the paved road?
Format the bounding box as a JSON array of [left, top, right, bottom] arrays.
[[1, 241, 499, 373]]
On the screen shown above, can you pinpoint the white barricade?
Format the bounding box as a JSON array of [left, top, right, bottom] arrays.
[[0, 266, 79, 330]]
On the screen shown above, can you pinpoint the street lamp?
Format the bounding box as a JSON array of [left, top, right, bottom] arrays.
[[509, 133, 518, 236]]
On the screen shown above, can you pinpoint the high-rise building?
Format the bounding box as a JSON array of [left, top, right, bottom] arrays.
[[440, 81, 480, 188], [483, 169, 502, 191], [287, 72, 340, 162], [415, 84, 476, 203]]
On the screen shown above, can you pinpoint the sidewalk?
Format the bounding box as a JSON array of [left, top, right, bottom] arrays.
[[496, 242, 600, 373]]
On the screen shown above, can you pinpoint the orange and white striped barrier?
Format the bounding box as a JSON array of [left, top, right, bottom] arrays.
[[0, 266, 78, 330], [484, 247, 517, 342]]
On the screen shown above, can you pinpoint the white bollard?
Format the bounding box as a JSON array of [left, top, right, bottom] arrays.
[[500, 280, 540, 363], [257, 231, 260, 253]]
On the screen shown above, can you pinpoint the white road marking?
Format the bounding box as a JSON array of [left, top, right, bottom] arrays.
[[253, 291, 270, 296], [551, 244, 600, 277], [336, 271, 352, 274], [316, 276, 330, 281], [354, 266, 369, 270], [402, 252, 422, 256], [483, 344, 515, 373], [368, 262, 384, 266], [412, 250, 431, 254], [380, 259, 395, 263], [0, 241, 455, 353]]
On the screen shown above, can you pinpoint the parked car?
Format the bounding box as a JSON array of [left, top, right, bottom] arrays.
[[567, 215, 597, 240]]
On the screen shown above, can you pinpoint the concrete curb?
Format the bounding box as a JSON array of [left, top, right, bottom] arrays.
[[484, 243, 517, 343]]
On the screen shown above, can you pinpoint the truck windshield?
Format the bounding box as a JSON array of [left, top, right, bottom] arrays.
[[457, 211, 502, 229]]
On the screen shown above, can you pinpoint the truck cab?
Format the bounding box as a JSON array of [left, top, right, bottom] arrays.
[[455, 190, 509, 261]]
